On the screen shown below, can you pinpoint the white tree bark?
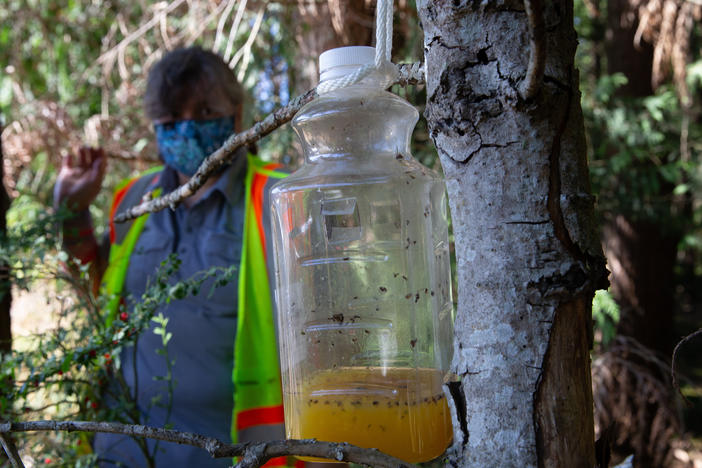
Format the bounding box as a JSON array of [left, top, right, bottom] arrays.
[[416, 1, 606, 466]]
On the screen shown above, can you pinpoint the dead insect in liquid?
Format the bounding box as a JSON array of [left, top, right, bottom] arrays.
[[330, 313, 344, 323]]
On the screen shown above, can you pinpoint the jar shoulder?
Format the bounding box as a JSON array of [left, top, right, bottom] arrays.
[[271, 156, 443, 194]]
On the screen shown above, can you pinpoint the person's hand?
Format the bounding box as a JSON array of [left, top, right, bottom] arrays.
[[53, 146, 107, 213]]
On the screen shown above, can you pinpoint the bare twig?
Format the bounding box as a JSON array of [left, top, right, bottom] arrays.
[[0, 432, 25, 468], [671, 327, 702, 407], [214, 0, 239, 51], [230, 5, 264, 68], [222, 0, 249, 63], [519, 0, 546, 100], [0, 420, 416, 468], [96, 0, 188, 72], [114, 62, 425, 223], [180, 0, 232, 46]]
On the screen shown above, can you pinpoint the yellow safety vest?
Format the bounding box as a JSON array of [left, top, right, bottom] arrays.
[[103, 155, 293, 467]]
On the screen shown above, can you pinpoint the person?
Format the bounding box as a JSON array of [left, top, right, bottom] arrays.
[[53, 46, 291, 467]]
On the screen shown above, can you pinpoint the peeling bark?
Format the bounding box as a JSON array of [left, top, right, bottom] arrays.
[[416, 1, 605, 466], [534, 298, 595, 467]]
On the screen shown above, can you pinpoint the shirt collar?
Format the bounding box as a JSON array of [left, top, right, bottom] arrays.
[[159, 148, 248, 206]]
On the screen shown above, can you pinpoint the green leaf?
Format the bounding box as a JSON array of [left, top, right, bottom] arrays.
[[674, 184, 690, 196], [0, 76, 13, 107], [61, 352, 74, 372], [168, 283, 187, 300]]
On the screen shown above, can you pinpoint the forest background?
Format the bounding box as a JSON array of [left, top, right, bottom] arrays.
[[0, 0, 702, 466]]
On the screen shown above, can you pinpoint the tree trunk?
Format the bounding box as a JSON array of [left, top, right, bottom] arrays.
[[602, 0, 678, 357], [416, 2, 606, 466], [0, 123, 10, 357], [604, 216, 678, 354], [605, 0, 654, 97], [0, 123, 12, 467]]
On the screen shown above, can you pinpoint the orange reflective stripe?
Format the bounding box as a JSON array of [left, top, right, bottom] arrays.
[[264, 457, 289, 467], [109, 178, 138, 243], [236, 404, 284, 430], [233, 156, 291, 467], [251, 162, 281, 261], [108, 168, 162, 245]]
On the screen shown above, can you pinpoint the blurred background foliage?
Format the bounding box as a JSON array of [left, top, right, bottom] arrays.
[[1, 0, 702, 466]]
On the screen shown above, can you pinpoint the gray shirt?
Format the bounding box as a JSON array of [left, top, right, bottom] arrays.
[[95, 156, 248, 467]]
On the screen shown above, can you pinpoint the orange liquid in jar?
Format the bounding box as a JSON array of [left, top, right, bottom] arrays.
[[285, 367, 452, 463]]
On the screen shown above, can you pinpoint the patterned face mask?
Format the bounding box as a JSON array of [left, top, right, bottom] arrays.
[[154, 116, 235, 176]]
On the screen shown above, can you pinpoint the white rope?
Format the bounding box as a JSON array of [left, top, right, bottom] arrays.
[[316, 0, 397, 94]]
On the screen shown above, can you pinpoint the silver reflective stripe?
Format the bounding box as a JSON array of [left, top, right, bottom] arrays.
[[238, 422, 285, 444]]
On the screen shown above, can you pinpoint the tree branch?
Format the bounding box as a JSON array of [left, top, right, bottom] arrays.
[[114, 62, 425, 223], [0, 420, 417, 468], [113, 87, 315, 223], [519, 0, 546, 100], [671, 327, 702, 407], [394, 61, 425, 87], [0, 433, 25, 468]]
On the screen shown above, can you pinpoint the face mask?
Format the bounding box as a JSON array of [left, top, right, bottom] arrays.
[[154, 116, 235, 176]]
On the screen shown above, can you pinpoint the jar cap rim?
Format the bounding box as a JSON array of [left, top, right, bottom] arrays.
[[319, 46, 375, 81]]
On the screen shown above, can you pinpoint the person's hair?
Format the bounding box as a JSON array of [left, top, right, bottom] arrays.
[[143, 46, 243, 121]]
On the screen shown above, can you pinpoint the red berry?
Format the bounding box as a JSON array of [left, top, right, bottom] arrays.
[[91, 402, 98, 409], [120, 312, 128, 321], [44, 457, 51, 464], [57, 370, 63, 376], [104, 353, 110, 359], [89, 350, 96, 358]]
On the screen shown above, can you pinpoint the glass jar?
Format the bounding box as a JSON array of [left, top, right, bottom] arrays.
[[270, 46, 453, 463]]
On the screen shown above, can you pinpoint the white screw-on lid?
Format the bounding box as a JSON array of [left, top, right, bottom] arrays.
[[319, 46, 375, 82]]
